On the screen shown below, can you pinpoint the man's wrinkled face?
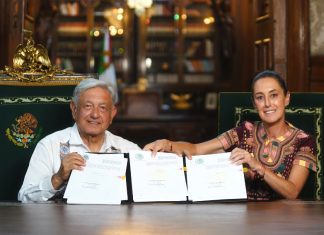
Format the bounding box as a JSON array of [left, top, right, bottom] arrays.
[[71, 87, 116, 138]]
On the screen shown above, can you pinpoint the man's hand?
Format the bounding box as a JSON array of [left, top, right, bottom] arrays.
[[51, 152, 86, 189]]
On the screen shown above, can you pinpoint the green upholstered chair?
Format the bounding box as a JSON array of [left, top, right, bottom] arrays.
[[0, 76, 90, 201], [218, 92, 324, 200]]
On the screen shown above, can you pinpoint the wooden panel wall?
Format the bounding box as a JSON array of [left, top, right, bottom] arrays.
[[310, 56, 324, 91], [286, 0, 310, 91], [229, 0, 255, 91], [0, 0, 42, 70], [0, 0, 24, 69]]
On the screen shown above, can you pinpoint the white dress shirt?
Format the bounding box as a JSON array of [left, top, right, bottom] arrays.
[[18, 124, 140, 203]]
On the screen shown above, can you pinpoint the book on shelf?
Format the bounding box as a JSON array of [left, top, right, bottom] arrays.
[[184, 74, 214, 84], [58, 42, 86, 52], [185, 39, 214, 57], [189, 0, 212, 4], [183, 23, 213, 36], [57, 22, 88, 35], [185, 41, 202, 57], [59, 2, 80, 16], [147, 26, 175, 35], [149, 4, 172, 16], [185, 9, 201, 17], [205, 39, 214, 57], [146, 41, 171, 53], [185, 59, 214, 72], [156, 73, 178, 84]]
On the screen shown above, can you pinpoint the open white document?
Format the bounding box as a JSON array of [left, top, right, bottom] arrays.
[[129, 150, 188, 202], [64, 153, 127, 204], [186, 152, 247, 201]]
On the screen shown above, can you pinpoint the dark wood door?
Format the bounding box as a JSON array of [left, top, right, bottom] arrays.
[[253, 0, 288, 78], [252, 0, 310, 91], [254, 0, 274, 73]]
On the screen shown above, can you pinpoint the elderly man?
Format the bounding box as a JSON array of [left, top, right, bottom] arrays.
[[18, 78, 140, 202]]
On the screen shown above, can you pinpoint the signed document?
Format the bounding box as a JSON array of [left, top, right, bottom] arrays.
[[186, 153, 247, 201], [64, 153, 127, 204], [129, 150, 188, 202]]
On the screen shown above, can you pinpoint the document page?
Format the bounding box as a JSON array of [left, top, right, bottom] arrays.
[[186, 152, 247, 201], [129, 150, 188, 202], [64, 153, 127, 204]]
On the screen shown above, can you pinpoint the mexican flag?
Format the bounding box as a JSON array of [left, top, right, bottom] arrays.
[[98, 29, 118, 103]]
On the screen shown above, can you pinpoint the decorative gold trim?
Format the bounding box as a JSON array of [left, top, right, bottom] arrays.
[[0, 74, 95, 86], [234, 107, 322, 200]]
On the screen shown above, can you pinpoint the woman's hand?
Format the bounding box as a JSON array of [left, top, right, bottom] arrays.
[[230, 148, 265, 177], [230, 147, 310, 199], [143, 139, 197, 159]]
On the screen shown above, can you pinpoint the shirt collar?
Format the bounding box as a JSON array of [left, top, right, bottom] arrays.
[[68, 123, 121, 153]]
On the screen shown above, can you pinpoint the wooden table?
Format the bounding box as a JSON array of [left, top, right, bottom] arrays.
[[0, 200, 324, 235]]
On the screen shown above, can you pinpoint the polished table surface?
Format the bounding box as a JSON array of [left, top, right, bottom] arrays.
[[0, 200, 324, 235]]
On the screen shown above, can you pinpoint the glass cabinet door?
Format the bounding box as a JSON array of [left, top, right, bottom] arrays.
[[145, 1, 179, 85], [54, 2, 88, 73], [54, 0, 131, 85], [92, 1, 128, 84], [182, 0, 216, 85], [142, 0, 217, 88]]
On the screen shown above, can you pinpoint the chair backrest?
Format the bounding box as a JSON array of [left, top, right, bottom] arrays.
[[0, 76, 88, 201], [218, 92, 324, 200]]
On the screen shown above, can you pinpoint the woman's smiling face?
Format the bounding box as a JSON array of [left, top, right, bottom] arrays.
[[252, 76, 290, 126]]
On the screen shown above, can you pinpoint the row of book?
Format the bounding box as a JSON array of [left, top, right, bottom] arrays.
[[57, 22, 88, 35], [59, 2, 82, 16], [147, 73, 214, 84], [185, 39, 214, 57], [184, 59, 214, 72]]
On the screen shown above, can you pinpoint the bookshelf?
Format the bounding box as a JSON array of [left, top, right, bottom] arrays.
[[53, 0, 131, 83], [91, 1, 128, 84], [141, 0, 217, 88], [183, 1, 216, 85], [137, 0, 218, 114], [53, 2, 88, 73], [52, 0, 219, 113], [39, 0, 219, 147]]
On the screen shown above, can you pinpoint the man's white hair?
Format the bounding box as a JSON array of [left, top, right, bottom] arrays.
[[72, 78, 117, 105]]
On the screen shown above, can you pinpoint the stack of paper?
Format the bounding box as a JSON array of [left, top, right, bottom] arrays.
[[186, 153, 247, 201], [129, 151, 247, 202], [129, 151, 188, 202], [63, 151, 247, 204], [64, 153, 127, 204]]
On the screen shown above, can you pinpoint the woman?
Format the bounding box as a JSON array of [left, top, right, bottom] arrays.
[[144, 70, 317, 200]]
